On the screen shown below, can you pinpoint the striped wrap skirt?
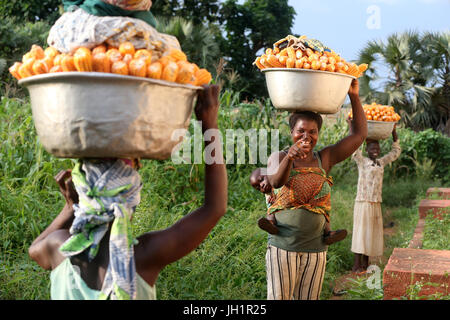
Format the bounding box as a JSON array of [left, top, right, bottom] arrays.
[[265, 245, 327, 300]]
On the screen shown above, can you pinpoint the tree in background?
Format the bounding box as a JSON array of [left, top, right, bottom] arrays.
[[0, 0, 61, 24], [156, 16, 221, 73], [153, 0, 296, 99], [0, 0, 296, 99], [218, 0, 295, 99], [151, 0, 220, 25], [358, 31, 450, 135]]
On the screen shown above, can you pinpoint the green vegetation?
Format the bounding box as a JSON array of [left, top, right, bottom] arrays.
[[1, 0, 449, 301], [358, 31, 450, 134], [422, 208, 450, 251], [0, 94, 445, 300]]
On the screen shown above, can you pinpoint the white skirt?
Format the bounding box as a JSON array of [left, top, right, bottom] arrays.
[[351, 201, 384, 257]]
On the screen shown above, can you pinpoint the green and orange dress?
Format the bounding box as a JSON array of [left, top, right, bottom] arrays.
[[267, 151, 333, 253]]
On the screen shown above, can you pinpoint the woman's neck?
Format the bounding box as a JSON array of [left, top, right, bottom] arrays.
[[293, 151, 317, 167]]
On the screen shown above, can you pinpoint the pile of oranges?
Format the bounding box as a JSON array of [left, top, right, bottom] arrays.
[[254, 36, 368, 78], [349, 103, 401, 122], [9, 43, 212, 87]]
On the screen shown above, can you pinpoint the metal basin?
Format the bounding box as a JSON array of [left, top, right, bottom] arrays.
[[19, 72, 201, 160], [263, 68, 355, 114], [367, 120, 396, 140]]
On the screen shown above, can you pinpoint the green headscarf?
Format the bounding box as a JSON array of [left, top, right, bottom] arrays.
[[62, 0, 157, 27]]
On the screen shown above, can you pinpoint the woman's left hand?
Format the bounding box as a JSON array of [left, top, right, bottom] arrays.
[[348, 78, 359, 97], [392, 124, 398, 141], [55, 170, 79, 207], [195, 85, 220, 132]]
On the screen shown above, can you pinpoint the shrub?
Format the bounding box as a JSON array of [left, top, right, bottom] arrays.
[[422, 208, 450, 250], [382, 128, 450, 184], [0, 17, 51, 96]]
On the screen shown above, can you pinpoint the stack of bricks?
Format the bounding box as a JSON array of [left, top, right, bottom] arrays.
[[383, 187, 449, 299], [383, 248, 450, 300]]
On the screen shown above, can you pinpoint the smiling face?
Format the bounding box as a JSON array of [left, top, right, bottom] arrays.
[[291, 118, 319, 155], [250, 169, 272, 194], [366, 140, 380, 160]]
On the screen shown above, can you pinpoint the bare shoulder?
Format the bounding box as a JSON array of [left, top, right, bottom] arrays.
[[268, 150, 287, 164], [318, 147, 332, 173]]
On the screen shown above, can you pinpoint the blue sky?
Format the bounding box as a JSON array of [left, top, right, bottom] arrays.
[[288, 0, 450, 61]]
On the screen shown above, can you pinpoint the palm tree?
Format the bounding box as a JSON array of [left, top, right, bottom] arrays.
[[422, 31, 450, 134], [155, 16, 221, 74], [357, 31, 449, 135]]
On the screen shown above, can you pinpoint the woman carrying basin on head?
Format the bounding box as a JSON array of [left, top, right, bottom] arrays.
[[264, 79, 367, 300]]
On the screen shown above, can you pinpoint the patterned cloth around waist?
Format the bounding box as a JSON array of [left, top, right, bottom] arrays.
[[268, 166, 333, 222]]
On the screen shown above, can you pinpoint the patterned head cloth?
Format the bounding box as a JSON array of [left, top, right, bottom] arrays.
[[101, 0, 152, 11], [59, 159, 142, 300]]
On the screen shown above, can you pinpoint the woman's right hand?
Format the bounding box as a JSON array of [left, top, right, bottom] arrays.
[[287, 141, 308, 160], [195, 85, 220, 132], [55, 170, 79, 207]]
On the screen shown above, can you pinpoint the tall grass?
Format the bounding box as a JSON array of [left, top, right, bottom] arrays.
[[0, 94, 443, 300]]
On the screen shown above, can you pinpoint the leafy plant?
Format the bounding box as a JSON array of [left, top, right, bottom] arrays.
[[155, 16, 221, 73], [422, 208, 450, 250], [357, 31, 450, 134], [345, 276, 384, 300], [0, 17, 51, 96], [402, 280, 450, 300]]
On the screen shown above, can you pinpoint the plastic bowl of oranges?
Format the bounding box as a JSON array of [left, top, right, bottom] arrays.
[[349, 103, 401, 140]]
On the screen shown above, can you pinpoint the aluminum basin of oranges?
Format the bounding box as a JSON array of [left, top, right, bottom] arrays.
[[349, 103, 401, 140], [10, 43, 213, 160], [9, 43, 212, 87], [255, 35, 368, 113]]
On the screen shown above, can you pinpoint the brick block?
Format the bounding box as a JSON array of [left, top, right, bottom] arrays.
[[383, 248, 450, 300], [427, 187, 450, 199], [408, 218, 425, 249], [418, 199, 450, 219]]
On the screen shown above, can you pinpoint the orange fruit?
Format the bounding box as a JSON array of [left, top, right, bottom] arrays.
[[106, 48, 122, 63], [311, 60, 321, 70], [119, 42, 135, 56]]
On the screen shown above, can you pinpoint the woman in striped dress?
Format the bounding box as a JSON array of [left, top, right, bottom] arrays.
[[265, 79, 367, 300]]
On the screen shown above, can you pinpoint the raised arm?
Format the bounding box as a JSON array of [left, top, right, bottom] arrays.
[[379, 125, 401, 166], [135, 85, 228, 285], [320, 79, 367, 173], [28, 170, 78, 269]]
